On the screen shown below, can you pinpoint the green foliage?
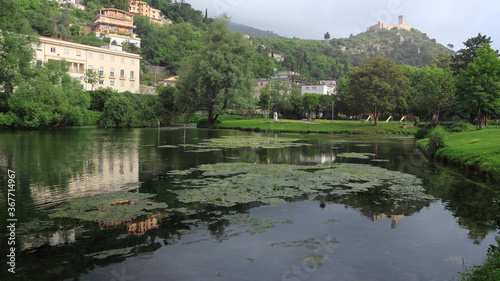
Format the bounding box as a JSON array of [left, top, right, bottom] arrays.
[[348, 57, 410, 126], [451, 33, 497, 74], [414, 128, 429, 140], [448, 122, 476, 133], [228, 22, 280, 38], [403, 64, 454, 124], [98, 95, 136, 128], [302, 93, 320, 120], [427, 126, 447, 155], [461, 238, 500, 280], [134, 16, 202, 73], [4, 61, 90, 128], [177, 17, 255, 124], [455, 43, 500, 129]]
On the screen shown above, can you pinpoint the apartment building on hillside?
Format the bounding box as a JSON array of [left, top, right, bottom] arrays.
[[92, 8, 141, 47], [35, 36, 141, 93], [129, 1, 171, 25]]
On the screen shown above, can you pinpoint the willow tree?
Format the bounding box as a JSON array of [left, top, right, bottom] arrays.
[[177, 16, 255, 124], [349, 57, 410, 126]]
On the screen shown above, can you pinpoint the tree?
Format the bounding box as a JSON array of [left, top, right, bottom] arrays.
[[4, 60, 90, 128], [455, 43, 500, 130], [302, 93, 319, 120], [348, 57, 410, 126], [99, 94, 135, 128], [451, 33, 497, 74], [0, 0, 37, 93], [177, 16, 255, 124], [403, 65, 454, 124], [84, 68, 100, 91]]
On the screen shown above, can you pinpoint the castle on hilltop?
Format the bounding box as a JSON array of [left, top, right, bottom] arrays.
[[366, 16, 415, 32]]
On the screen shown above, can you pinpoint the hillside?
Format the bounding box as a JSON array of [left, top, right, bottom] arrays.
[[253, 28, 454, 81], [332, 28, 454, 67], [228, 22, 280, 38]]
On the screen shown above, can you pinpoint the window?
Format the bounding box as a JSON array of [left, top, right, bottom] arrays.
[[64, 49, 69, 55], [120, 81, 125, 87], [50, 47, 56, 53], [130, 82, 135, 89], [130, 59, 135, 65], [120, 69, 125, 79], [130, 71, 135, 80], [305, 87, 309, 90], [88, 65, 93, 70], [76, 51, 81, 57], [36, 59, 42, 66], [88, 53, 93, 59], [110, 56, 115, 62], [120, 58, 125, 64], [99, 55, 104, 61], [110, 68, 115, 78], [312, 87, 317, 90], [99, 80, 104, 85], [99, 67, 104, 77], [36, 44, 42, 51], [110, 80, 115, 86]]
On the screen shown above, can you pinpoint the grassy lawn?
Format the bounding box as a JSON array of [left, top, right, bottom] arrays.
[[216, 119, 419, 135], [433, 126, 500, 183]]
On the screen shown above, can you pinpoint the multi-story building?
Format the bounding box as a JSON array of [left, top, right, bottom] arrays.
[[129, 1, 170, 25], [301, 84, 335, 95], [366, 15, 414, 32], [92, 8, 141, 47], [35, 36, 141, 93]]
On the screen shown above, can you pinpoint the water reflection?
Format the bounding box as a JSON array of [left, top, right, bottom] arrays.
[[0, 128, 497, 281]]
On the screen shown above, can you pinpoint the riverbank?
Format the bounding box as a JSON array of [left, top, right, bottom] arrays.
[[418, 126, 500, 184], [215, 119, 420, 135]]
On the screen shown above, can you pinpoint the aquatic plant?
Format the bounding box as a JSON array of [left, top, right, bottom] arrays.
[[49, 191, 168, 222], [169, 163, 434, 207]]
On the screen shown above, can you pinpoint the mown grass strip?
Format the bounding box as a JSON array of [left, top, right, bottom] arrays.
[[216, 119, 419, 135]]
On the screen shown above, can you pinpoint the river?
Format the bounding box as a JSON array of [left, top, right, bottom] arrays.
[[0, 127, 498, 281]]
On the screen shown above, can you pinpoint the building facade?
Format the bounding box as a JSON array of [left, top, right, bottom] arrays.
[[129, 1, 171, 25], [92, 8, 141, 47], [301, 84, 335, 95], [35, 36, 141, 93]]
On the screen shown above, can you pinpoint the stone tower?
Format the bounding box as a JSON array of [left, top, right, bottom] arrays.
[[398, 15, 407, 27]]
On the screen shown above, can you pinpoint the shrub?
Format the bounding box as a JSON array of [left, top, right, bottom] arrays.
[[427, 126, 447, 155], [448, 122, 475, 132], [414, 128, 429, 140], [461, 237, 500, 281]]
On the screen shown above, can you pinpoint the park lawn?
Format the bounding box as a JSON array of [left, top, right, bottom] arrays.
[[435, 126, 500, 183], [216, 119, 419, 135]]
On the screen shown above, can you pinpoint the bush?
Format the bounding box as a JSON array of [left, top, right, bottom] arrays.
[[414, 128, 429, 140], [448, 121, 476, 132], [461, 237, 500, 281], [197, 118, 220, 128], [427, 126, 447, 155]]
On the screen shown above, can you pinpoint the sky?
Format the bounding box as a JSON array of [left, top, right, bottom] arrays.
[[186, 0, 500, 51]]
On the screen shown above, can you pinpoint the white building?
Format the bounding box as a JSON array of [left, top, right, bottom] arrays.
[[301, 84, 335, 95], [35, 36, 141, 93]]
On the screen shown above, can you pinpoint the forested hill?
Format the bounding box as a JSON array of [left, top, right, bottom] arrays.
[[228, 22, 280, 38], [332, 28, 454, 67], [253, 28, 454, 81]]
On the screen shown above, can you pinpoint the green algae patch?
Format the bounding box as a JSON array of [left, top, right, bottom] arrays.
[[179, 135, 312, 151], [48, 191, 168, 222], [169, 163, 433, 207], [338, 152, 377, 159], [270, 236, 339, 251]]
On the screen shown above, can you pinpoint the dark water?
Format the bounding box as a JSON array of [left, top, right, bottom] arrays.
[[0, 127, 498, 281]]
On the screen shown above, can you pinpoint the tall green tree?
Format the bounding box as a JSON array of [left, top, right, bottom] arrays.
[[455, 43, 500, 130], [403, 65, 455, 124], [302, 93, 319, 120], [451, 33, 497, 74], [177, 16, 255, 124], [348, 57, 410, 126]]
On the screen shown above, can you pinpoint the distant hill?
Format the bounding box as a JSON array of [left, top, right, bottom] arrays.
[[331, 28, 454, 67], [228, 22, 280, 38]]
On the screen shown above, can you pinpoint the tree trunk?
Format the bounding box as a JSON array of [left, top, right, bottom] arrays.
[[373, 106, 379, 126], [476, 104, 484, 130]]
